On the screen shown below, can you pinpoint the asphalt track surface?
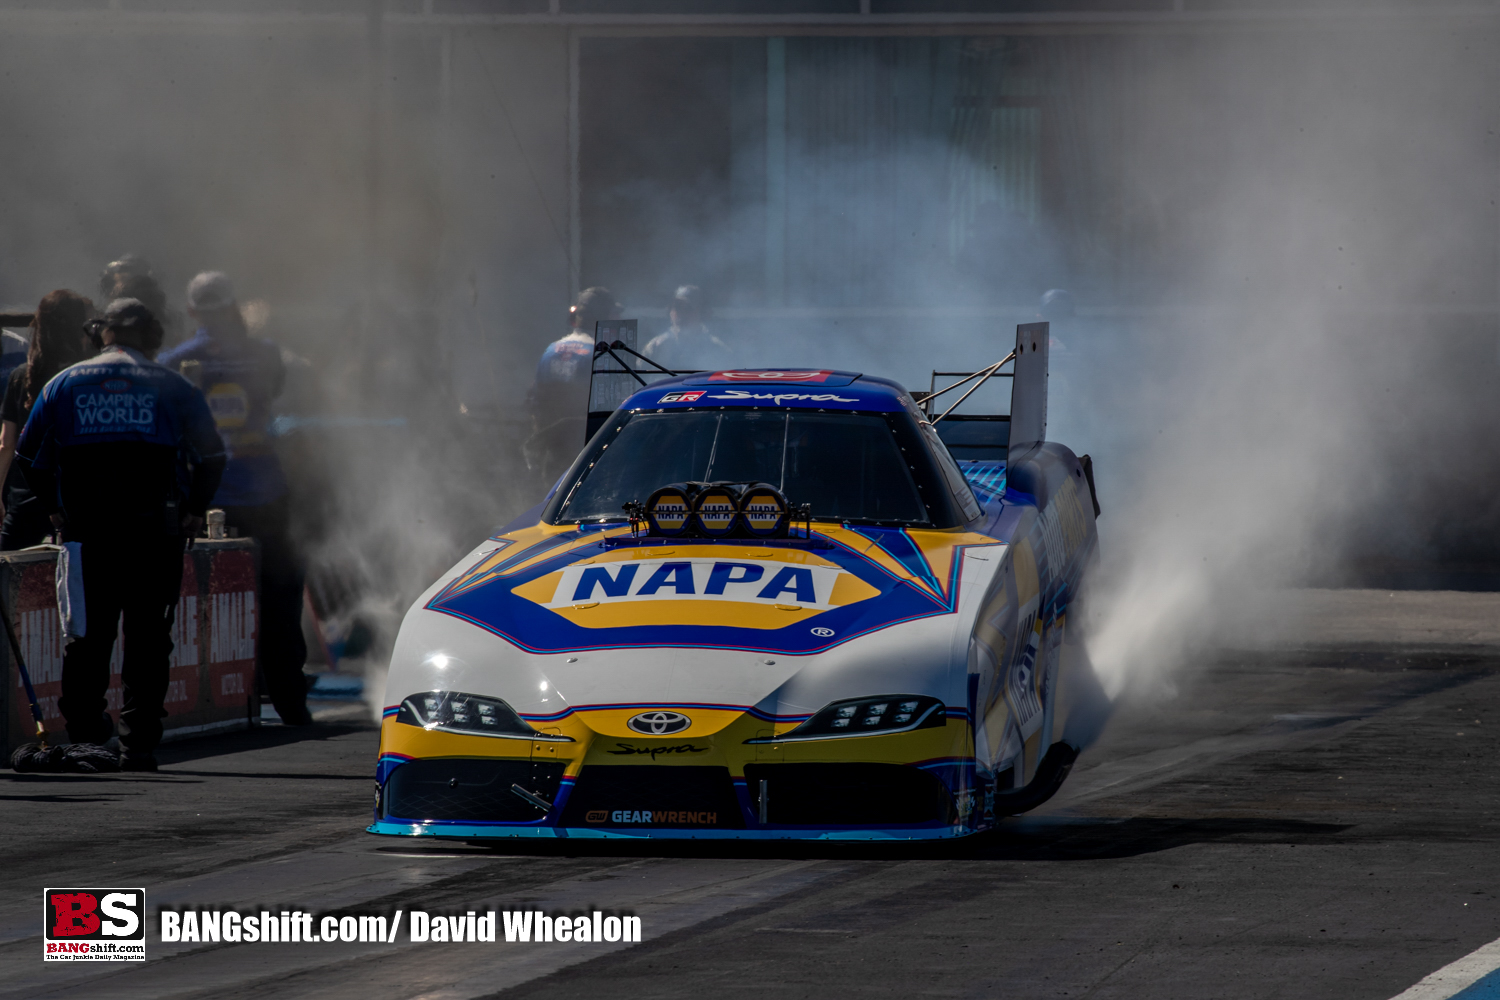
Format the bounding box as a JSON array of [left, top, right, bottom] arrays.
[[2, 589, 1497, 1000]]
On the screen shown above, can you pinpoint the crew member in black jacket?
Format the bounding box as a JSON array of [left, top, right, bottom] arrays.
[[17, 299, 225, 771]]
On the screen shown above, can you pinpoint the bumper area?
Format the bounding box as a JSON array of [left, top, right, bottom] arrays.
[[371, 706, 979, 840]]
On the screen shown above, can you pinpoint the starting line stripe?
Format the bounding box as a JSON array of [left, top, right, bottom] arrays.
[[1390, 937, 1500, 999]]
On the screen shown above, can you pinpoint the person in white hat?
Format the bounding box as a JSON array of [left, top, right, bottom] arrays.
[[642, 284, 733, 373]]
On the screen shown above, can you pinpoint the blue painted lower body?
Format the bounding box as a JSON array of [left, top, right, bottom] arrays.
[[366, 819, 975, 841]]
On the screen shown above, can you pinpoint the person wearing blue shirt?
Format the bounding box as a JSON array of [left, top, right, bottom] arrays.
[[16, 298, 225, 772], [158, 271, 311, 727], [641, 285, 733, 372], [523, 286, 621, 489]]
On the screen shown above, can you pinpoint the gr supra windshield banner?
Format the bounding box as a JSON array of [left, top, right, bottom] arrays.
[[706, 370, 833, 382]]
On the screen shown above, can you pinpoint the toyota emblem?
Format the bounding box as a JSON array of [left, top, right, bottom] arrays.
[[627, 711, 691, 736]]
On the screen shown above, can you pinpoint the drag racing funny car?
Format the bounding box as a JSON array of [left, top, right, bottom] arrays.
[[370, 322, 1107, 841]]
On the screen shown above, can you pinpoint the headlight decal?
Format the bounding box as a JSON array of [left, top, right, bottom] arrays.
[[745, 694, 946, 743], [396, 691, 574, 741]]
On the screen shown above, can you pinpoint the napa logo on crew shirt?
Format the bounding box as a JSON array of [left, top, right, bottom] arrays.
[[73, 379, 157, 434], [541, 557, 845, 610], [42, 888, 145, 961], [205, 382, 250, 430]]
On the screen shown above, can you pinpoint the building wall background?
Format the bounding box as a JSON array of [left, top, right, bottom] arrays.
[[0, 5, 1495, 587], [0, 9, 1494, 404]]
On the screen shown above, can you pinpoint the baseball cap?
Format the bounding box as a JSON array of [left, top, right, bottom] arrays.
[[186, 271, 236, 312], [101, 298, 156, 331], [99, 253, 152, 299], [571, 286, 621, 328], [100, 253, 151, 283]]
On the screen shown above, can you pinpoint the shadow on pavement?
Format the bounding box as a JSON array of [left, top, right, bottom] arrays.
[[164, 770, 372, 780], [968, 815, 1354, 860], [153, 717, 377, 766], [0, 792, 125, 803]]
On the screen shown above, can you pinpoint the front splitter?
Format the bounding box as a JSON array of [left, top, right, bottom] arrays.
[[367, 820, 975, 841]]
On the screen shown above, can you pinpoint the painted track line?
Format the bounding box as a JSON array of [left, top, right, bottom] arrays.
[[1390, 936, 1500, 999]]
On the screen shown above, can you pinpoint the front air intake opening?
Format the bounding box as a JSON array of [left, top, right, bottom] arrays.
[[559, 765, 745, 828], [383, 758, 566, 823], [744, 762, 955, 826]]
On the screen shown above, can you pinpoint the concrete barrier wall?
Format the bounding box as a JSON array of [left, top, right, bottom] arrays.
[[1, 539, 259, 757]]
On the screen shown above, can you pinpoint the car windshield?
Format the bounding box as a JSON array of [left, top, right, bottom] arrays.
[[555, 409, 928, 524]]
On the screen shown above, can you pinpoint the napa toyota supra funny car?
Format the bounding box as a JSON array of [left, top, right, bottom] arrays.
[[370, 322, 1108, 840]]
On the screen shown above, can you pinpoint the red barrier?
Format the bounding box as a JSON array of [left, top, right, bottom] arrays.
[[1, 539, 259, 757]]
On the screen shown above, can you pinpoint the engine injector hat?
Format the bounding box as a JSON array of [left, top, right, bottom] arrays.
[[692, 484, 742, 538], [643, 484, 695, 537], [738, 484, 790, 538]]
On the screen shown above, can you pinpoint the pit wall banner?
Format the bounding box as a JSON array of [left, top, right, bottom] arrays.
[[0, 539, 259, 757]]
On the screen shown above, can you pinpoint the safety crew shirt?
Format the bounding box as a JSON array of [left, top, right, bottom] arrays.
[[527, 330, 595, 430], [158, 330, 286, 507], [641, 324, 734, 373], [17, 345, 226, 540]]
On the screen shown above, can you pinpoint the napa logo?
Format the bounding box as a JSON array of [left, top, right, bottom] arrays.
[[647, 493, 690, 534], [205, 382, 250, 430], [537, 558, 848, 611]]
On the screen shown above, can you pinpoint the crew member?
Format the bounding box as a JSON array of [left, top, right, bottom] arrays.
[[642, 285, 733, 372], [17, 298, 225, 771], [0, 290, 94, 550], [98, 253, 152, 302], [100, 255, 180, 350], [523, 286, 621, 487], [159, 272, 311, 726], [116, 273, 178, 352]]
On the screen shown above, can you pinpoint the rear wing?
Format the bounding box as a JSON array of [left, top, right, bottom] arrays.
[[583, 319, 1049, 462], [914, 321, 1048, 463]]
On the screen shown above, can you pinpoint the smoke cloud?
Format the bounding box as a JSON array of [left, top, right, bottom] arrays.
[[1071, 24, 1500, 696], [0, 13, 1494, 716]]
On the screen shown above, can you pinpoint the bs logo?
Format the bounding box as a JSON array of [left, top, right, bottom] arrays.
[[43, 888, 144, 958]]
